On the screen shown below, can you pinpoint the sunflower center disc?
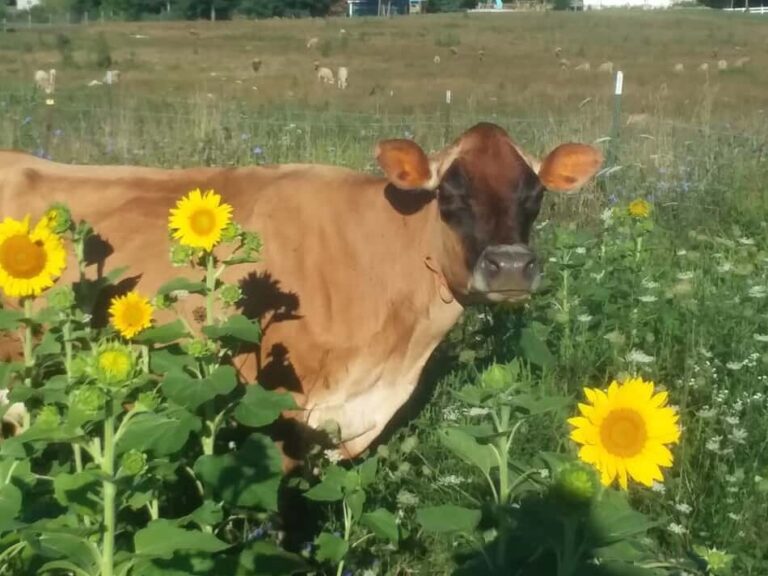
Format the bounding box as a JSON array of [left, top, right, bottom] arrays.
[[0, 234, 48, 279], [600, 408, 647, 458], [189, 209, 216, 236]]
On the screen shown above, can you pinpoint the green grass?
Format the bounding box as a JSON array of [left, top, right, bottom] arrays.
[[1, 10, 768, 576]]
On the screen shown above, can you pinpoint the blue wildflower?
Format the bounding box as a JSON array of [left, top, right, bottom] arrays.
[[252, 146, 264, 156], [22, 116, 32, 126], [53, 128, 63, 137]]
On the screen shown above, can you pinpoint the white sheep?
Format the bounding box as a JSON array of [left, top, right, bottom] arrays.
[[337, 66, 348, 90], [717, 59, 728, 71], [574, 62, 591, 72], [33, 69, 56, 94], [103, 70, 120, 85], [698, 62, 709, 72], [0, 389, 26, 439], [433, 55, 441, 64], [597, 61, 613, 74], [314, 62, 334, 85], [559, 58, 570, 70], [673, 63, 685, 73], [306, 37, 319, 49], [734, 56, 750, 68], [251, 58, 262, 73]]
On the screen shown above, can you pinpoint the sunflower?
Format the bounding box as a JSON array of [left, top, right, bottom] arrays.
[[568, 377, 680, 490], [0, 215, 67, 299], [168, 188, 233, 252], [92, 342, 135, 385], [109, 292, 154, 339], [628, 199, 651, 218]]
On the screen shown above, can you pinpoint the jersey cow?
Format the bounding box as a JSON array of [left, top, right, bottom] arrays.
[[0, 123, 602, 464]]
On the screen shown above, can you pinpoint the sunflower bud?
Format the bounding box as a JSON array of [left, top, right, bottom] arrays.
[[170, 243, 196, 267], [44, 203, 73, 235], [47, 285, 76, 312], [136, 391, 159, 411], [241, 231, 263, 259], [219, 283, 243, 307], [71, 385, 105, 416], [36, 405, 61, 428], [91, 343, 136, 386], [551, 462, 600, 506], [183, 338, 216, 359], [120, 450, 147, 476], [220, 221, 242, 244]]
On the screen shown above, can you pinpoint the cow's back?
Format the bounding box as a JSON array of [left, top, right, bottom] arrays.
[[0, 152, 464, 458]]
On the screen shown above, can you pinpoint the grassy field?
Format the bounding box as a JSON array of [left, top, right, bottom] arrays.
[[1, 9, 768, 576]]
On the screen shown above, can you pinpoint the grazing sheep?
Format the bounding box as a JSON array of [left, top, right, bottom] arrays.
[[717, 59, 728, 71], [103, 70, 120, 85], [251, 58, 262, 73], [559, 58, 570, 70], [673, 63, 685, 73], [337, 66, 348, 90], [33, 69, 56, 94], [0, 389, 26, 439], [597, 61, 614, 74], [477, 49, 485, 61], [306, 37, 319, 49], [449, 47, 459, 56], [626, 113, 650, 126], [554, 46, 563, 58], [314, 61, 335, 85], [339, 28, 347, 36], [698, 62, 709, 72], [87, 80, 103, 87], [575, 62, 591, 72], [433, 55, 441, 64], [734, 56, 750, 68]]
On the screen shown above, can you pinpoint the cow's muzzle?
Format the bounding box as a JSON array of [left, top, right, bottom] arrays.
[[469, 244, 540, 302]]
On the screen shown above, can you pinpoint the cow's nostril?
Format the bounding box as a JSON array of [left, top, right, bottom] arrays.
[[484, 255, 502, 276]]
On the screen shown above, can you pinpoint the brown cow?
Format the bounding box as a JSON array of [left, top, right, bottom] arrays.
[[0, 123, 602, 463]]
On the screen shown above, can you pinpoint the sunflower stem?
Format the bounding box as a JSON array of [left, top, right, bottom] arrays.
[[22, 298, 34, 384], [100, 396, 117, 576], [205, 253, 216, 327]]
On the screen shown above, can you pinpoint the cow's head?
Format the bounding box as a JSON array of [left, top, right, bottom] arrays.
[[375, 122, 602, 304]]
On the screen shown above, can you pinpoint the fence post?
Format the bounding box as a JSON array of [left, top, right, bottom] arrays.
[[608, 70, 623, 167], [84, 11, 89, 24], [28, 11, 32, 28], [2, 19, 6, 33], [443, 89, 452, 146]]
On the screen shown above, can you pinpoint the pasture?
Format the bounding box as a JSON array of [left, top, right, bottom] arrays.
[[1, 9, 768, 576]]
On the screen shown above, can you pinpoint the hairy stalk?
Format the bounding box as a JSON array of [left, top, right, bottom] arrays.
[[100, 397, 117, 576]]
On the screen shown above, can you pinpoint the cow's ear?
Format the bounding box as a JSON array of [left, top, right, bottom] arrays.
[[375, 139, 435, 191], [537, 143, 603, 192]]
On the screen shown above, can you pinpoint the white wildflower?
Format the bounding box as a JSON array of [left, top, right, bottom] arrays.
[[726, 361, 745, 371], [626, 349, 655, 364], [676, 250, 688, 257], [651, 481, 666, 494], [738, 237, 755, 246], [677, 271, 694, 280], [324, 449, 343, 463], [748, 285, 767, 299], [437, 474, 468, 487], [717, 262, 733, 273], [675, 503, 693, 515], [600, 208, 614, 224], [442, 407, 460, 422], [638, 294, 658, 303], [396, 490, 420, 508], [668, 523, 688, 535], [727, 512, 741, 521], [705, 436, 722, 452], [724, 415, 740, 426], [575, 247, 587, 255], [642, 278, 660, 289], [465, 407, 491, 417], [538, 468, 550, 480], [577, 314, 593, 323], [730, 428, 748, 443]]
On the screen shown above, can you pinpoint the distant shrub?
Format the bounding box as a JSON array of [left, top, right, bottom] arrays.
[[426, 0, 475, 12], [91, 32, 113, 69], [552, 0, 571, 10], [434, 30, 461, 47], [55, 32, 75, 67]]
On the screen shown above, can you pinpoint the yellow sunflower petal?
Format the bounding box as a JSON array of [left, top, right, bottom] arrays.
[[168, 188, 233, 252]]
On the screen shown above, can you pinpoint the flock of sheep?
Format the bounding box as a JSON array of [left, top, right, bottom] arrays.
[[552, 46, 751, 74], [33, 67, 121, 94]]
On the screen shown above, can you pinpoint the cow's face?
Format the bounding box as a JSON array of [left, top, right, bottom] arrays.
[[376, 122, 603, 304]]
